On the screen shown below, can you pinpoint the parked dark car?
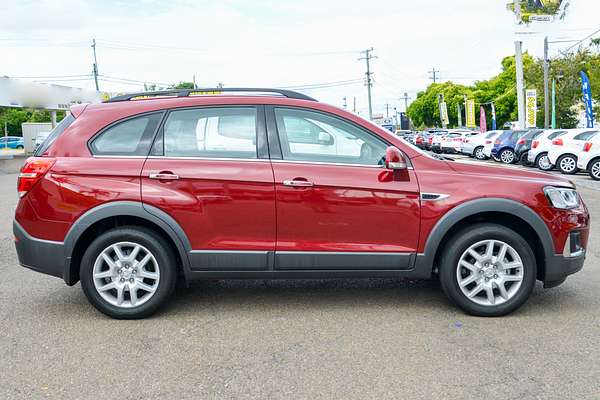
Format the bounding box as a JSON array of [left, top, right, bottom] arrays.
[[491, 130, 529, 164], [514, 129, 544, 165], [15, 88, 589, 319]]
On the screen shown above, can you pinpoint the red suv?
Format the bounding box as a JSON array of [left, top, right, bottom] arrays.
[[14, 88, 589, 319]]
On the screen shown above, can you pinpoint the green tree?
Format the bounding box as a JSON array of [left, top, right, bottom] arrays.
[[170, 81, 195, 89]]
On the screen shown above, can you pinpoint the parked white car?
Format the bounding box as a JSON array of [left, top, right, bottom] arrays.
[[462, 130, 502, 160], [482, 131, 506, 159], [547, 129, 600, 174], [440, 130, 479, 154], [577, 135, 600, 180], [527, 129, 569, 171]]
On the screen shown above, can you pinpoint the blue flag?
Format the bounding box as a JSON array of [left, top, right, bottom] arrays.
[[580, 71, 594, 128]]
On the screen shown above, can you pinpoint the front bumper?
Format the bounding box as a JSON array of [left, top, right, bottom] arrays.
[[13, 221, 65, 281], [544, 252, 585, 283]]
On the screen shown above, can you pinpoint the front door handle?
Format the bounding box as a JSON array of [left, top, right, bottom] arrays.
[[283, 179, 313, 187], [149, 172, 179, 180]]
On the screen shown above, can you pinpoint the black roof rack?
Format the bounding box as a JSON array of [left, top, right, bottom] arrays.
[[104, 87, 316, 103]]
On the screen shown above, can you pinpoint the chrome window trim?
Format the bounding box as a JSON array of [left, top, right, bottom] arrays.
[[271, 159, 414, 169], [190, 250, 269, 254], [146, 156, 270, 162], [92, 155, 148, 159]]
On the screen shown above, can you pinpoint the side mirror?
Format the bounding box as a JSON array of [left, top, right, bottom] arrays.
[[317, 131, 334, 146], [385, 146, 407, 170]]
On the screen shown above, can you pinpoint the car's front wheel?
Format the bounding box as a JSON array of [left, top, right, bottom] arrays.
[[474, 146, 486, 160], [80, 226, 177, 319], [557, 154, 579, 175], [499, 149, 516, 164], [439, 223, 536, 317]]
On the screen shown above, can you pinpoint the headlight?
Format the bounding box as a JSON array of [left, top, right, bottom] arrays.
[[544, 186, 581, 209]]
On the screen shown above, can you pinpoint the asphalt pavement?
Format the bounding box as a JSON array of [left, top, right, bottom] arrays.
[[0, 170, 599, 400]]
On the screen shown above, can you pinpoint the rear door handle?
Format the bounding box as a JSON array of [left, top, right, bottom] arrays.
[[149, 172, 179, 180], [283, 179, 313, 187]]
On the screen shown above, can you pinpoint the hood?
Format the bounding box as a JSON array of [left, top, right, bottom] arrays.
[[449, 159, 574, 188]]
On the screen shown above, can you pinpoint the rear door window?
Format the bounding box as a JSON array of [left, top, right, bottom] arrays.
[[90, 112, 163, 156], [160, 107, 257, 159]]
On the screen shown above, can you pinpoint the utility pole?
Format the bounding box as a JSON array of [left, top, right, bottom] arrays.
[[400, 92, 411, 111], [358, 48, 376, 120], [342, 96, 347, 109], [353, 96, 356, 113], [428, 68, 439, 83], [543, 36, 550, 128], [91, 38, 100, 91], [514, 1, 526, 129], [385, 103, 390, 118], [193, 74, 197, 89]]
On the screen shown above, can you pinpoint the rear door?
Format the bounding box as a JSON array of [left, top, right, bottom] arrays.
[[141, 105, 276, 271], [267, 106, 420, 270]]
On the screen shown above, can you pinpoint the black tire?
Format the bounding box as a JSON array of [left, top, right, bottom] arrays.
[[80, 226, 177, 319], [474, 146, 486, 160], [499, 148, 516, 164], [16, 145, 24, 149], [535, 152, 553, 171], [438, 223, 537, 317], [519, 151, 529, 165], [588, 159, 600, 180], [556, 154, 579, 175]]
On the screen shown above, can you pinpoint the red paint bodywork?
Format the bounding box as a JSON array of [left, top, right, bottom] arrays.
[[17, 95, 589, 258]]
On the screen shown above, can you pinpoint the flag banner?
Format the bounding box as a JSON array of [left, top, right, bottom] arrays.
[[439, 101, 449, 126], [580, 71, 594, 128], [466, 99, 476, 128], [526, 89, 537, 128], [491, 103, 497, 130], [480, 106, 487, 133], [457, 103, 463, 127]]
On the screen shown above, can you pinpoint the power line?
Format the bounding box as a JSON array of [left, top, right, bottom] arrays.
[[6, 74, 91, 79], [562, 25, 600, 53], [92, 38, 99, 91]]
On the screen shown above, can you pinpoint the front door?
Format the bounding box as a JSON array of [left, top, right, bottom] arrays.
[[268, 106, 420, 270], [141, 105, 276, 271]]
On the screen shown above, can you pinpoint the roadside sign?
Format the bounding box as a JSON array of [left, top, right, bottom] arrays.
[[526, 89, 537, 128], [466, 99, 476, 128]]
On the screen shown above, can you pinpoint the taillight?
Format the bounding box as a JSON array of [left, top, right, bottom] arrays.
[[552, 138, 563, 146], [532, 140, 539, 149], [485, 140, 492, 144], [428, 137, 433, 144], [494, 140, 500, 145], [416, 137, 423, 144], [583, 142, 593, 152], [17, 157, 55, 198], [464, 139, 470, 143], [517, 138, 525, 145], [454, 138, 463, 142]]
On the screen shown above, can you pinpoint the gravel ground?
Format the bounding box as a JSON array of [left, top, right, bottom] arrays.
[[0, 170, 598, 400]]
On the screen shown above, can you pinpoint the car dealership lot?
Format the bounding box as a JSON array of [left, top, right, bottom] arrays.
[[1, 170, 599, 399]]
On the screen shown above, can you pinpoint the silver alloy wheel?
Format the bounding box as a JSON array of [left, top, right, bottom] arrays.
[[500, 150, 514, 164], [591, 161, 600, 179], [475, 147, 485, 160], [538, 154, 552, 170], [456, 239, 524, 307], [92, 241, 160, 308], [559, 156, 577, 173]]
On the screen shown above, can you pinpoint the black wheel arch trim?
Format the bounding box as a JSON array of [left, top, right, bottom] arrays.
[[63, 201, 192, 285], [414, 197, 555, 276]]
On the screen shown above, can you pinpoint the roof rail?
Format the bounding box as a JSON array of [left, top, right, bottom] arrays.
[[104, 88, 317, 103]]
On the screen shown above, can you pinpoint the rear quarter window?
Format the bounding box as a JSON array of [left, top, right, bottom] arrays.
[[35, 114, 75, 156], [547, 130, 567, 140], [89, 112, 163, 156], [573, 131, 598, 141]]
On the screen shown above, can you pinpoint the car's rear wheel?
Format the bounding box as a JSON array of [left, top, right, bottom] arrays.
[[438, 223, 536, 317], [588, 159, 600, 180], [499, 149, 515, 164], [535, 153, 553, 171], [80, 226, 177, 319], [557, 154, 579, 175], [16, 145, 24, 150], [474, 146, 486, 160]]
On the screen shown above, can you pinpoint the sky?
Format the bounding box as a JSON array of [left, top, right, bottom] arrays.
[[1, 0, 599, 117]]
